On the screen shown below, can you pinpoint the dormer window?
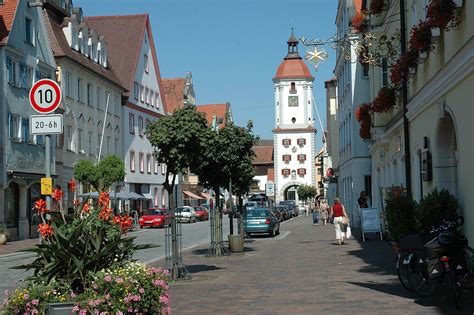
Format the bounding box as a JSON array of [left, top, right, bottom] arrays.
[[78, 31, 83, 52]]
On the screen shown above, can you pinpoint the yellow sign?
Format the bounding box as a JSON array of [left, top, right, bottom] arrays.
[[41, 178, 52, 195]]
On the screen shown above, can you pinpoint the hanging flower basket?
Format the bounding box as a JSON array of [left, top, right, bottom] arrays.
[[390, 49, 419, 87], [427, 0, 459, 30], [352, 11, 369, 33], [356, 103, 372, 140], [372, 87, 397, 113], [410, 21, 433, 53]]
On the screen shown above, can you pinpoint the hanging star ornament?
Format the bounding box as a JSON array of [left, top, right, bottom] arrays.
[[305, 46, 328, 70]]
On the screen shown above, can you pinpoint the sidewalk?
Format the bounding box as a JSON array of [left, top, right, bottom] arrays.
[[0, 238, 38, 257], [153, 216, 474, 315]]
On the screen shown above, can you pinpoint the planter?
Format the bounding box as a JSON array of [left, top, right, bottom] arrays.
[[47, 302, 76, 314], [228, 234, 244, 252], [431, 27, 441, 39], [408, 67, 417, 78], [419, 51, 428, 60], [0, 233, 7, 245]]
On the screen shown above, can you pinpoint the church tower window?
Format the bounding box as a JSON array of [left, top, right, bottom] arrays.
[[290, 82, 296, 94]]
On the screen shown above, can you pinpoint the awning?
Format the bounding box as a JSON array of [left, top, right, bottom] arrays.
[[201, 192, 212, 199], [183, 190, 203, 199]]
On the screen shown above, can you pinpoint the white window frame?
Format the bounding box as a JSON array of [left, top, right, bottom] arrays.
[[147, 154, 152, 173], [145, 87, 149, 104], [133, 82, 139, 100], [155, 92, 160, 109], [129, 113, 135, 134], [77, 77, 83, 102], [161, 163, 166, 175], [138, 116, 144, 137], [130, 150, 136, 172], [140, 85, 144, 103], [154, 158, 159, 174], [139, 152, 144, 173], [25, 16, 35, 46]]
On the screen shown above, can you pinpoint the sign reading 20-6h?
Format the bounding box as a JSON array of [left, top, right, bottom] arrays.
[[29, 79, 63, 135]]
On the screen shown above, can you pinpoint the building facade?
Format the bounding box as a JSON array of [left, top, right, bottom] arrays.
[[86, 14, 168, 211], [334, 0, 372, 227], [273, 32, 317, 203], [43, 2, 126, 213], [0, 0, 57, 240]]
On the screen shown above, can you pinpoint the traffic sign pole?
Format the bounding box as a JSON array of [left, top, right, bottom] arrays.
[[45, 135, 51, 211]]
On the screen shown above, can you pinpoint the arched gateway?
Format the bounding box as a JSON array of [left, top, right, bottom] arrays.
[[273, 30, 317, 202]]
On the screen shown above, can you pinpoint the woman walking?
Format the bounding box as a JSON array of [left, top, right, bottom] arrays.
[[320, 200, 329, 225], [330, 197, 349, 245]]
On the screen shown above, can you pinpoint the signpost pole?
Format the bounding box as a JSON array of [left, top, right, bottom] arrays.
[[45, 135, 52, 211]]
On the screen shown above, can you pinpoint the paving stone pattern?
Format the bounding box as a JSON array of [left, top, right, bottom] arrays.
[[157, 217, 474, 315]]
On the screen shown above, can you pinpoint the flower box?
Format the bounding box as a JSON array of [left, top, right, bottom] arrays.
[[431, 27, 441, 38], [408, 67, 417, 78], [419, 51, 428, 60], [47, 302, 76, 314]]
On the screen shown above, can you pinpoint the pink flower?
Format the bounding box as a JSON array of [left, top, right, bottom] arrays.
[[104, 294, 110, 300], [115, 277, 123, 284], [72, 305, 80, 312], [139, 288, 145, 294], [31, 309, 39, 315], [92, 283, 98, 289], [70, 292, 77, 298], [31, 299, 39, 305], [79, 310, 87, 315], [104, 275, 112, 282], [23, 294, 29, 300], [116, 312, 124, 315], [159, 294, 169, 305], [128, 307, 133, 312], [163, 269, 170, 275]]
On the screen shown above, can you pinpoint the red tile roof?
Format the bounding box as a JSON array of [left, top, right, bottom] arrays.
[[273, 58, 314, 81], [162, 78, 186, 114], [196, 103, 230, 128], [0, 0, 19, 44], [44, 10, 125, 90], [253, 145, 274, 164], [85, 14, 167, 111]]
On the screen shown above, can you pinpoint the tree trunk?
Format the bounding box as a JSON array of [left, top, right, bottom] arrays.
[[229, 179, 233, 235]]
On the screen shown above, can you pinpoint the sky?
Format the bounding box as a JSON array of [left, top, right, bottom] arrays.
[[75, 0, 338, 149]]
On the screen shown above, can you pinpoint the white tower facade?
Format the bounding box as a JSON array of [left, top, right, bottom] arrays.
[[273, 31, 317, 202]]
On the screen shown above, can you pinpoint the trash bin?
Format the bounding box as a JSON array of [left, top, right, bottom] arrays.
[[228, 234, 244, 252]]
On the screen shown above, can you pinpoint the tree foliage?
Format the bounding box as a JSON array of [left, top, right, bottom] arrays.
[[73, 155, 125, 192], [297, 184, 317, 202], [146, 105, 209, 199]]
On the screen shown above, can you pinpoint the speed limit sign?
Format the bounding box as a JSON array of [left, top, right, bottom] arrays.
[[29, 79, 62, 114]]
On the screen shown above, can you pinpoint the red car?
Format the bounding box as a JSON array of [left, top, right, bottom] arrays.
[[139, 208, 171, 228], [193, 206, 209, 221]]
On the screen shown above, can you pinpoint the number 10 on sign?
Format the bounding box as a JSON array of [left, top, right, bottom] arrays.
[[29, 79, 62, 114]]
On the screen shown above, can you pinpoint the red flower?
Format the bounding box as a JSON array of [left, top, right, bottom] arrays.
[[352, 11, 368, 33], [73, 199, 80, 206], [98, 207, 113, 221], [68, 179, 76, 192], [355, 103, 372, 122], [410, 21, 433, 53], [51, 189, 64, 202], [390, 50, 418, 87], [34, 199, 48, 214], [98, 192, 110, 209], [120, 215, 133, 232], [370, 0, 385, 15], [427, 0, 457, 30], [372, 87, 396, 113], [38, 223, 54, 238], [82, 203, 90, 213]]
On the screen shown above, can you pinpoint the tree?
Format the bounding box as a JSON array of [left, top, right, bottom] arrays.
[[297, 184, 317, 204], [74, 155, 125, 192], [146, 105, 208, 278], [194, 119, 258, 255]]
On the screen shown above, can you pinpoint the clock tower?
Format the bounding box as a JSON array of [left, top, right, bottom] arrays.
[[273, 30, 317, 202]]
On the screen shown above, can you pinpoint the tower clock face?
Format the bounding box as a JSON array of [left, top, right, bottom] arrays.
[[288, 95, 299, 107]]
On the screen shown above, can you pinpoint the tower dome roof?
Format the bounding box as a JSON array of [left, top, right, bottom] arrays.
[[273, 58, 314, 81]]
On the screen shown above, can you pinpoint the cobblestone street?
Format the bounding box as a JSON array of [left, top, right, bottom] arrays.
[[160, 216, 474, 315]]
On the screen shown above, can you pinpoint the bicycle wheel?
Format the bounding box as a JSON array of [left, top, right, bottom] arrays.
[[408, 257, 437, 297], [446, 271, 462, 309], [397, 251, 415, 292]]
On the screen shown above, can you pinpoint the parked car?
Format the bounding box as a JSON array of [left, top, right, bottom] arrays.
[[279, 200, 297, 217], [245, 201, 258, 211], [139, 208, 171, 228], [176, 206, 197, 223], [244, 208, 280, 237], [193, 206, 209, 221]]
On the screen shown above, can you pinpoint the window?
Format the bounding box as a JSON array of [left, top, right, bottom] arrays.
[[297, 154, 307, 162], [114, 95, 119, 115], [96, 87, 102, 109], [147, 154, 152, 173], [21, 118, 29, 142], [382, 57, 388, 87], [282, 139, 291, 147], [88, 131, 93, 155], [155, 92, 160, 109], [290, 82, 296, 94], [8, 114, 20, 140], [66, 125, 74, 151], [7, 57, 18, 85], [133, 82, 139, 100], [282, 154, 291, 163], [161, 163, 166, 175], [77, 77, 83, 102], [65, 72, 72, 97], [297, 138, 306, 146], [145, 119, 150, 136], [145, 87, 149, 104], [130, 150, 135, 172], [144, 54, 149, 73], [138, 116, 144, 136], [150, 89, 154, 106], [78, 129, 83, 152], [154, 159, 159, 174], [25, 17, 34, 45], [129, 113, 135, 134], [87, 83, 93, 106], [139, 152, 144, 173], [139, 85, 144, 103]]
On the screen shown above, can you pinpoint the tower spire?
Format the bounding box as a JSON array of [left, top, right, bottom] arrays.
[[285, 29, 301, 60]]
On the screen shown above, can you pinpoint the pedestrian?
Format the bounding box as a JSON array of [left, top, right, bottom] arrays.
[[330, 197, 349, 245], [357, 191, 368, 209], [320, 199, 329, 226], [304, 204, 309, 217], [312, 203, 320, 225]]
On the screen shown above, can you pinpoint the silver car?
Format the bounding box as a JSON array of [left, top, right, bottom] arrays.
[[176, 206, 197, 223]]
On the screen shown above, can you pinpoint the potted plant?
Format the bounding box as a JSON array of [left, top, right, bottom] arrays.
[[390, 49, 418, 87], [427, 0, 459, 31], [356, 103, 372, 140], [384, 194, 418, 243], [0, 222, 9, 245], [416, 188, 459, 234], [372, 86, 396, 113], [410, 20, 433, 54]]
